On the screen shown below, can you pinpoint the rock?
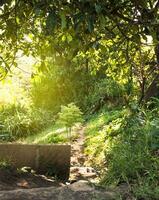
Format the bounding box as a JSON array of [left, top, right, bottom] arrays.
[[77, 156, 85, 164], [21, 167, 32, 173], [69, 180, 93, 191], [0, 181, 118, 200], [70, 167, 97, 182], [16, 179, 29, 188]]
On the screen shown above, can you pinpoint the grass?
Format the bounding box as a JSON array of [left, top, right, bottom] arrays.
[[84, 106, 159, 199], [84, 107, 127, 169], [19, 124, 80, 144], [0, 159, 12, 170], [22, 125, 66, 144]]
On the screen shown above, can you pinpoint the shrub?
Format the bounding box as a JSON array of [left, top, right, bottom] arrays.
[[85, 78, 126, 113], [85, 106, 159, 199], [56, 103, 83, 137], [0, 104, 54, 140], [100, 108, 159, 198], [47, 134, 67, 143]]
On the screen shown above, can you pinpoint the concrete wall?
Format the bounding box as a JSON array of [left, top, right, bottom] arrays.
[[0, 144, 71, 180]]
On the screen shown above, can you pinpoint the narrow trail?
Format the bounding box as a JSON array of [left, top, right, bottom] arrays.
[[69, 126, 97, 182], [71, 126, 85, 166]]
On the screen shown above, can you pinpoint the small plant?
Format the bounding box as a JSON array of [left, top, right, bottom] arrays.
[[0, 159, 12, 170], [57, 103, 83, 138]]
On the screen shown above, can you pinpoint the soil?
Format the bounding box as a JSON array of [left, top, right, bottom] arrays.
[[0, 167, 61, 191], [0, 126, 129, 199], [69, 126, 98, 182], [0, 126, 96, 191]]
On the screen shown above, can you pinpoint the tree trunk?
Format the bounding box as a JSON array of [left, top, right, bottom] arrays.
[[142, 42, 159, 103], [143, 74, 159, 102]]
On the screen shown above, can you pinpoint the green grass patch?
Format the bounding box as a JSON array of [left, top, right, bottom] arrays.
[[84, 106, 159, 199], [20, 124, 80, 144], [84, 108, 127, 168], [20, 125, 67, 144]]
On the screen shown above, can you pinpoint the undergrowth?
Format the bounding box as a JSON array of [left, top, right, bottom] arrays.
[[22, 125, 67, 144], [0, 159, 12, 170], [85, 104, 159, 199], [22, 124, 79, 144], [0, 104, 54, 140]]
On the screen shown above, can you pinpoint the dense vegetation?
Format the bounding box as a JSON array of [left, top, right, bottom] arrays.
[[0, 0, 159, 199], [85, 105, 159, 199]]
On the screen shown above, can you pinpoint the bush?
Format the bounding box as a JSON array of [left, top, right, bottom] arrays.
[[56, 103, 83, 136], [84, 108, 125, 169], [85, 78, 126, 113], [85, 106, 159, 199], [0, 104, 54, 140], [101, 108, 159, 198], [31, 61, 91, 114], [47, 133, 67, 143]]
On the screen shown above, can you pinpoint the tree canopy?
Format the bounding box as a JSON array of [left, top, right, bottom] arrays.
[[1, 0, 159, 101]]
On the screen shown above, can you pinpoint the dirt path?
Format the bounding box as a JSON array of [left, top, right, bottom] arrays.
[[71, 126, 85, 166], [69, 126, 97, 182]]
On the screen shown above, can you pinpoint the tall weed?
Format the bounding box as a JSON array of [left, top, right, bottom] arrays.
[[0, 104, 54, 140]]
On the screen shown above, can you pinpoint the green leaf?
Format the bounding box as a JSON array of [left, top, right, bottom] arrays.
[[66, 33, 73, 42], [73, 13, 84, 32], [60, 12, 67, 30], [95, 4, 102, 14], [87, 16, 94, 33], [46, 11, 57, 32], [62, 35, 66, 42], [16, 17, 20, 25], [34, 8, 41, 16], [142, 34, 147, 41]]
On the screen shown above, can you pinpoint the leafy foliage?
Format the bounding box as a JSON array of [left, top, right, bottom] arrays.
[[57, 103, 83, 134], [85, 106, 159, 199], [0, 104, 53, 140], [31, 60, 95, 113], [0, 159, 12, 170], [0, 1, 159, 198], [86, 79, 127, 113], [0, 0, 159, 102]]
